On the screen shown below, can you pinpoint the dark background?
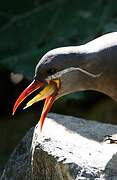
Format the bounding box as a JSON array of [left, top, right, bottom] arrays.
[[0, 0, 117, 173]]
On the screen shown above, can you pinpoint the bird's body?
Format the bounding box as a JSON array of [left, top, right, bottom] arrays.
[[13, 32, 117, 131]]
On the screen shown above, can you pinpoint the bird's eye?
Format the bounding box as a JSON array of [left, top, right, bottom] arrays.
[[47, 68, 56, 76]]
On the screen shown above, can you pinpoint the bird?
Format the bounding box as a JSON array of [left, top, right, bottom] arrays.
[[13, 32, 117, 140]]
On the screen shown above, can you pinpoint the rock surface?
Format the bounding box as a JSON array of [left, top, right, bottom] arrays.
[[1, 113, 117, 180]]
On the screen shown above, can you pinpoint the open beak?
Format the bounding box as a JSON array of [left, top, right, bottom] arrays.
[[12, 79, 60, 131]]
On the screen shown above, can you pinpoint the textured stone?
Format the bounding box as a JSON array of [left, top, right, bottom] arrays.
[[1, 127, 34, 180], [1, 113, 117, 180]]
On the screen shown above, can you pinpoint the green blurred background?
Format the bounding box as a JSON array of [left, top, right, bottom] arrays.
[[0, 0, 117, 174]]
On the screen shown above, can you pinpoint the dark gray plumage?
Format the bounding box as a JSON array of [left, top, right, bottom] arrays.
[[35, 32, 117, 101]]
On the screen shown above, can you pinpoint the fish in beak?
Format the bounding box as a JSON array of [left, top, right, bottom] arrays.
[[12, 79, 60, 131]]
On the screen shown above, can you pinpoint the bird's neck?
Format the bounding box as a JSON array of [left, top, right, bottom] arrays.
[[61, 44, 117, 101]]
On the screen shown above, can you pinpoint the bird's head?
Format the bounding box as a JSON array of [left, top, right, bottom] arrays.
[[12, 47, 90, 130]]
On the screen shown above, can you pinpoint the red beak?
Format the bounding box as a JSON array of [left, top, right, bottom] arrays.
[[12, 79, 59, 131], [39, 96, 56, 131], [12, 80, 44, 115]]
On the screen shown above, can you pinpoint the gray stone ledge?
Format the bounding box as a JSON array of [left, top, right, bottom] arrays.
[[1, 113, 117, 180]]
